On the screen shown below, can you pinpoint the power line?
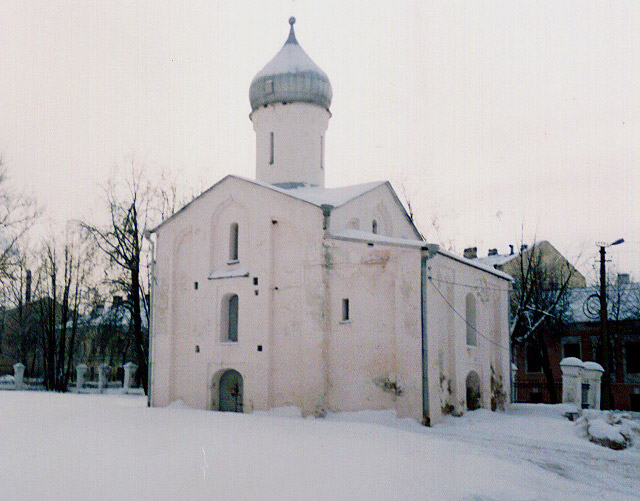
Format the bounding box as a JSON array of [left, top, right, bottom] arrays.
[[428, 276, 511, 353], [428, 276, 511, 293]]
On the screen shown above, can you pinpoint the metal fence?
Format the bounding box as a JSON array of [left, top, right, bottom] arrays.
[[513, 381, 563, 404]]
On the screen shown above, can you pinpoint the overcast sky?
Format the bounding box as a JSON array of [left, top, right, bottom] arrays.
[[1, 1, 639, 281]]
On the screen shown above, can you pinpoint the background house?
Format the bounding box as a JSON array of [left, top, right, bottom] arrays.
[[470, 241, 586, 288], [515, 278, 640, 411], [473, 242, 638, 411], [0, 297, 62, 378]]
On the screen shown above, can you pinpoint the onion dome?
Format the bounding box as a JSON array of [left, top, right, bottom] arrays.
[[249, 18, 332, 112]]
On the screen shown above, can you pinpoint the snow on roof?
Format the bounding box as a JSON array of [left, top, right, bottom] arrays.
[[564, 283, 640, 323], [331, 230, 512, 281], [331, 229, 425, 248], [81, 299, 149, 330], [153, 176, 390, 233], [474, 242, 553, 269], [474, 252, 519, 267], [249, 18, 332, 111], [240, 176, 387, 208], [436, 248, 513, 281]]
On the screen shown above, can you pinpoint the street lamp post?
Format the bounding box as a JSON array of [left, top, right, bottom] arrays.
[[598, 238, 624, 410]]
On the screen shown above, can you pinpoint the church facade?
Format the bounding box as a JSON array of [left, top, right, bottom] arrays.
[[149, 19, 512, 424]]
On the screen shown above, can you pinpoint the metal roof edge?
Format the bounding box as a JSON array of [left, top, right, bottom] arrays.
[[436, 248, 514, 281]]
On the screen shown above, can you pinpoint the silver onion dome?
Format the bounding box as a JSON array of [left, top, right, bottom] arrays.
[[249, 18, 332, 112]]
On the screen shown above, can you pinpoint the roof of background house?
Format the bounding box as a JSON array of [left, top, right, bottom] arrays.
[[564, 283, 640, 323], [473, 242, 544, 269]]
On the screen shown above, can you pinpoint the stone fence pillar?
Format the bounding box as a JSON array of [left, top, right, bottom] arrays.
[[98, 364, 110, 393], [13, 362, 25, 391], [560, 357, 584, 407], [583, 362, 604, 410], [123, 362, 138, 393], [76, 364, 88, 392]]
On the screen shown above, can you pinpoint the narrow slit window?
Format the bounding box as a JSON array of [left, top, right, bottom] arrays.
[[342, 298, 350, 322], [229, 223, 239, 261], [269, 132, 274, 165], [372, 220, 378, 234], [221, 293, 239, 342], [320, 135, 324, 169]]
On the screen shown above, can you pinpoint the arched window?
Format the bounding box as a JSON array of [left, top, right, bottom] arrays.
[[372, 219, 378, 234], [221, 293, 239, 342], [466, 293, 477, 346], [229, 223, 239, 262]]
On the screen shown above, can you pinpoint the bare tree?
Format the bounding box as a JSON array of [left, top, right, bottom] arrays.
[[81, 160, 197, 394], [81, 166, 150, 392], [36, 226, 96, 391], [0, 159, 41, 293], [509, 243, 578, 403]]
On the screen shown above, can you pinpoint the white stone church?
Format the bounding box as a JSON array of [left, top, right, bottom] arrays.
[[149, 18, 511, 424]]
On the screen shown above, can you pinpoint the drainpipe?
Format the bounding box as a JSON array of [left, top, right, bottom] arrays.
[[421, 244, 439, 426], [144, 230, 155, 407], [320, 204, 333, 412]]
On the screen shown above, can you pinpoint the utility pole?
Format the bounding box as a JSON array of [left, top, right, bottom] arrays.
[[598, 238, 624, 410]]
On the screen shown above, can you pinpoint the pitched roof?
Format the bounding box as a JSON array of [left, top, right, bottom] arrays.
[[152, 175, 388, 232], [243, 176, 387, 208], [564, 283, 640, 323], [473, 242, 545, 268]]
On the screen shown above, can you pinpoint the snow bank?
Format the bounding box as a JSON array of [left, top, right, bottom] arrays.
[[576, 409, 640, 450], [0, 394, 638, 500], [588, 420, 627, 449]]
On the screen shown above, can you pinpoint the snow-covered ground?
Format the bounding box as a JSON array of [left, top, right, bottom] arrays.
[[1, 392, 638, 500]]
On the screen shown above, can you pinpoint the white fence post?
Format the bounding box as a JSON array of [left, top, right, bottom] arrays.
[[123, 362, 138, 393], [13, 362, 25, 391], [76, 364, 88, 392], [582, 362, 604, 409], [98, 364, 110, 393], [560, 357, 584, 407]]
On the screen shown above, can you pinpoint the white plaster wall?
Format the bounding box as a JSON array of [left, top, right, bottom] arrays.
[[425, 253, 510, 422], [326, 239, 423, 419], [251, 102, 330, 187], [150, 176, 510, 425], [331, 183, 421, 239], [151, 177, 327, 412]]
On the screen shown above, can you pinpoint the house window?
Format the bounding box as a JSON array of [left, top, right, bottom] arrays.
[[320, 135, 324, 169], [269, 132, 274, 165], [341, 298, 350, 322], [465, 293, 477, 346], [526, 344, 543, 373], [626, 342, 640, 373], [221, 293, 239, 342], [372, 220, 378, 234], [229, 223, 239, 262], [563, 341, 581, 359]]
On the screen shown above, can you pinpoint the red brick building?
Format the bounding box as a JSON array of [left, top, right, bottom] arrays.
[[514, 283, 640, 411]]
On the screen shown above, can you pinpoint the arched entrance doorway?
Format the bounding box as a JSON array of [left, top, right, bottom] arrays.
[[219, 369, 243, 412], [466, 371, 481, 411]]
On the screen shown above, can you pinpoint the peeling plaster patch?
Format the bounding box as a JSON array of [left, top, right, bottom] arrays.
[[361, 250, 391, 267]]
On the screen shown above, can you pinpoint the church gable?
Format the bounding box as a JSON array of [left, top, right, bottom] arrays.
[[330, 182, 421, 240]]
